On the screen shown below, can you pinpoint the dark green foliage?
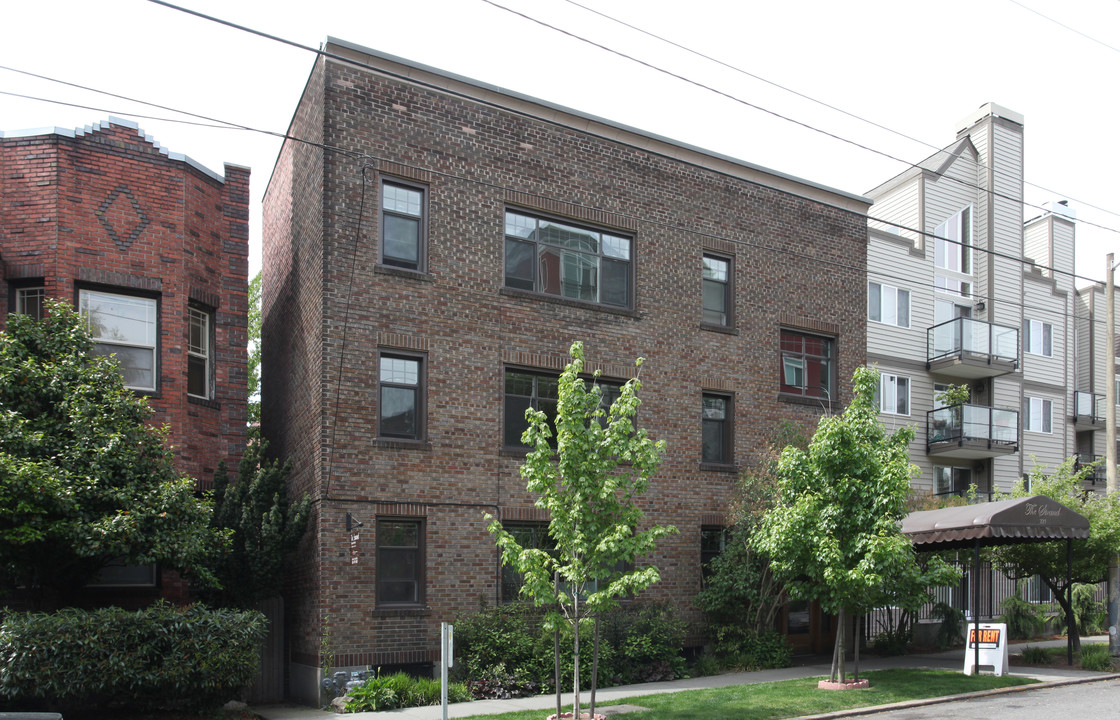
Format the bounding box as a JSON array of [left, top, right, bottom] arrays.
[[0, 602, 266, 714], [203, 439, 309, 607], [871, 624, 913, 656], [1078, 643, 1114, 671], [999, 594, 1044, 640], [710, 626, 792, 670], [344, 671, 471, 712], [452, 601, 686, 696], [930, 601, 965, 649], [0, 301, 225, 607], [247, 271, 261, 428], [1072, 583, 1106, 635], [1018, 644, 1052, 664]]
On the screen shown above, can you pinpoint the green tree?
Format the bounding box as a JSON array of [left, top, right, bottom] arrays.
[[0, 301, 226, 608], [203, 439, 310, 607], [755, 366, 958, 684], [487, 342, 675, 718], [989, 457, 1120, 653], [247, 271, 261, 429]]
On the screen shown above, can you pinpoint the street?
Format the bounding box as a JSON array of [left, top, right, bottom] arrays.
[[855, 678, 1120, 719]]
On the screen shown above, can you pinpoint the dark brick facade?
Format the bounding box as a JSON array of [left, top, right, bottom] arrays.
[[263, 40, 868, 701], [0, 118, 249, 535]]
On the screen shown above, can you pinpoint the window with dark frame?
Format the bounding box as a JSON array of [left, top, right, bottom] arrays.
[[13, 285, 46, 320], [381, 180, 427, 271], [187, 306, 213, 400], [700, 526, 726, 583], [379, 352, 425, 441], [702, 392, 732, 465], [500, 523, 556, 603], [376, 517, 424, 605], [779, 329, 834, 400], [702, 253, 732, 327], [504, 369, 623, 447], [79, 289, 158, 392], [503, 210, 632, 308]]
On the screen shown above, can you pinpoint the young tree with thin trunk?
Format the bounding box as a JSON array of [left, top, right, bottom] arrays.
[[487, 342, 675, 719]]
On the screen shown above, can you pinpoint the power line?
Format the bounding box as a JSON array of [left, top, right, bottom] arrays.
[[1006, 0, 1120, 55]]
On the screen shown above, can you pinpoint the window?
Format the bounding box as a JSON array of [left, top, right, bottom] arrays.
[[86, 558, 157, 588], [187, 306, 212, 399], [779, 329, 834, 400], [702, 253, 732, 327], [1024, 397, 1053, 433], [381, 180, 426, 271], [702, 393, 733, 464], [868, 282, 910, 328], [13, 286, 45, 319], [700, 526, 726, 583], [934, 276, 971, 298], [501, 523, 556, 602], [376, 518, 423, 605], [1024, 319, 1053, 357], [934, 466, 973, 496], [379, 352, 426, 441], [79, 289, 158, 391], [878, 373, 910, 415], [933, 382, 969, 409], [934, 207, 971, 274], [504, 369, 559, 447], [504, 210, 631, 308]]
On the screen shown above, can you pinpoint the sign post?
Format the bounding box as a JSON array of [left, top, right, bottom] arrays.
[[963, 622, 1007, 676], [441, 622, 454, 720]]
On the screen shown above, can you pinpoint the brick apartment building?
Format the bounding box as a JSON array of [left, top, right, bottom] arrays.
[[0, 117, 249, 599], [262, 38, 870, 702]]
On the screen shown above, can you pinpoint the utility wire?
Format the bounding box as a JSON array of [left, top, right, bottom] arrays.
[[1006, 0, 1120, 55]]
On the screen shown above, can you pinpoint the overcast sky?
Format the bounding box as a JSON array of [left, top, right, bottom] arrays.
[[3, 0, 1118, 283]]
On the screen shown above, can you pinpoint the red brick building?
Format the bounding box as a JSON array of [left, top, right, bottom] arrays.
[[263, 39, 869, 702], [0, 117, 249, 597]]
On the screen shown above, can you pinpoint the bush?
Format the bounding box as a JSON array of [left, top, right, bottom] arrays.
[[0, 602, 266, 714], [1078, 643, 1115, 672], [999, 594, 1044, 640], [1018, 644, 1053, 664], [344, 671, 471, 713], [710, 625, 792, 670], [930, 601, 965, 649], [1072, 584, 1106, 635], [466, 662, 540, 700]]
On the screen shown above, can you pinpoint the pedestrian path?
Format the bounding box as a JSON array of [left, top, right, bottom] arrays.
[[253, 636, 1116, 720]]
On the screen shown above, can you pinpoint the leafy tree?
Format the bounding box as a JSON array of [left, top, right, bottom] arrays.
[[487, 342, 675, 719], [989, 457, 1120, 653], [755, 366, 958, 684], [203, 439, 310, 607], [247, 271, 262, 429], [0, 301, 226, 608]]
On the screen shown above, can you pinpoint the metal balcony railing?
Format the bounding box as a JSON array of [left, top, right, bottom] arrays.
[[927, 317, 1019, 366], [1073, 391, 1105, 426], [927, 403, 1019, 452]]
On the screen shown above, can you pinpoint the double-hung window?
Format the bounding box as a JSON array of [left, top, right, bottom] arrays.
[[504, 210, 631, 308], [79, 289, 158, 391], [702, 253, 733, 327], [878, 373, 910, 415], [1024, 319, 1053, 357], [702, 392, 733, 465], [503, 369, 559, 448], [381, 180, 427, 271], [779, 329, 834, 400], [376, 518, 424, 605], [379, 352, 426, 441], [868, 282, 910, 328], [187, 306, 213, 400], [1024, 397, 1052, 433], [13, 286, 45, 320]]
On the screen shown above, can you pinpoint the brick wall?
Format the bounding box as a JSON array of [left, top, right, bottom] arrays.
[[264, 47, 867, 678]]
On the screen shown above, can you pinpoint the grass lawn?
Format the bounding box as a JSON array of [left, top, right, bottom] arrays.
[[455, 669, 1037, 720]]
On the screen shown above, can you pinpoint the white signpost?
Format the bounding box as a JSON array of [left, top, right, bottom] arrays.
[[441, 622, 454, 720], [963, 622, 1008, 676]]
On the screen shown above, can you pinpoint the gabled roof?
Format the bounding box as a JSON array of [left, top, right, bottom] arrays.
[[902, 495, 1090, 550], [866, 136, 979, 199]]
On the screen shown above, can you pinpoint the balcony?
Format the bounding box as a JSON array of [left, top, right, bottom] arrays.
[[1072, 391, 1106, 431], [927, 404, 1019, 460], [926, 317, 1019, 380]]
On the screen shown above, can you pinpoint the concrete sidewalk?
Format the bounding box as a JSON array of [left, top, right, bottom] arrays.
[[253, 636, 1117, 720]]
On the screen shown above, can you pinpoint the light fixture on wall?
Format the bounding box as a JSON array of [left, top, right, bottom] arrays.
[[346, 513, 364, 532], [974, 300, 986, 312]]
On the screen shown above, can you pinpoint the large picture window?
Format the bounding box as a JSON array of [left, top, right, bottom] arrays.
[[381, 180, 427, 271], [187, 306, 213, 399], [376, 518, 424, 605], [79, 289, 158, 391], [504, 210, 631, 308], [379, 352, 426, 441], [779, 329, 834, 400]]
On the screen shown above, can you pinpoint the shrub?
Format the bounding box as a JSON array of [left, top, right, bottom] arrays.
[[1018, 644, 1054, 664], [930, 601, 965, 649], [1072, 584, 1106, 635], [999, 594, 1044, 640], [0, 602, 266, 714], [345, 671, 470, 712], [711, 626, 792, 670], [1078, 643, 1114, 672], [466, 662, 540, 700]]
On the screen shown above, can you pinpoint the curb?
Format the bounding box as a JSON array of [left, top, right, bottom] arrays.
[[793, 672, 1120, 719]]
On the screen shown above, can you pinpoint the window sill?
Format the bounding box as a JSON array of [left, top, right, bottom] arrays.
[[499, 287, 639, 318], [778, 393, 837, 410], [372, 605, 431, 618], [700, 462, 739, 474], [700, 323, 739, 335], [375, 264, 432, 282], [500, 446, 532, 458], [188, 395, 220, 410], [375, 438, 433, 450]]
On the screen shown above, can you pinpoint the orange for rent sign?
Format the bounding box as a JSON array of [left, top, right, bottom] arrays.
[[968, 628, 1002, 646]]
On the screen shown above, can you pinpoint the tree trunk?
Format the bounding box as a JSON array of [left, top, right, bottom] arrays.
[[590, 615, 599, 719], [833, 606, 847, 683], [572, 591, 581, 720], [1046, 578, 1080, 654], [853, 613, 861, 681]]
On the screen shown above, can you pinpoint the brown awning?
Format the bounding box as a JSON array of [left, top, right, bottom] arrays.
[[902, 495, 1090, 550]]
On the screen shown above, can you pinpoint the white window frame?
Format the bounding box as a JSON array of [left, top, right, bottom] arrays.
[[79, 289, 158, 392], [934, 206, 972, 275], [1024, 319, 1053, 357], [14, 286, 46, 319], [187, 306, 212, 400], [878, 373, 911, 416], [1025, 397, 1053, 434], [868, 282, 910, 328]]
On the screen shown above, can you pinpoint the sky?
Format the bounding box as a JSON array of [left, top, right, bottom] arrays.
[[2, 0, 1118, 284]]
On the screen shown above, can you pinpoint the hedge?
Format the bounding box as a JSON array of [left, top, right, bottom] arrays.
[[0, 602, 267, 714]]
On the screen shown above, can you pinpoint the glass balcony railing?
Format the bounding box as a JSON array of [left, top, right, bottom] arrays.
[[927, 317, 1019, 366], [927, 403, 1019, 451], [1073, 391, 1105, 425]]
